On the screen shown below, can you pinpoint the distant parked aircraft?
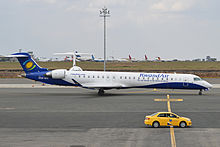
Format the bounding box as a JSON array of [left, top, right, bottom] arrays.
[[91, 55, 104, 62], [38, 57, 50, 62], [145, 55, 148, 61], [54, 51, 91, 66], [155, 57, 161, 61], [128, 55, 137, 62]]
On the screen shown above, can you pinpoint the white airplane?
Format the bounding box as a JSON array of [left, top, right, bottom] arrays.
[[8, 52, 212, 95], [91, 55, 105, 62], [54, 51, 91, 66], [117, 55, 136, 62], [116, 58, 128, 62], [38, 57, 50, 62], [128, 55, 135, 61], [108, 56, 128, 62], [74, 51, 92, 61], [145, 55, 148, 61]]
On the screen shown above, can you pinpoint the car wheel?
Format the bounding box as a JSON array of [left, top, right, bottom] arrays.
[[152, 121, 160, 128], [179, 121, 186, 128]]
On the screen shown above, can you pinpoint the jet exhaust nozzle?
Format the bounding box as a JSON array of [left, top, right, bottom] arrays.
[[44, 72, 52, 78], [18, 73, 26, 78]]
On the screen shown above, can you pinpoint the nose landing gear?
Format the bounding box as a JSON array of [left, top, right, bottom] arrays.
[[98, 88, 105, 96], [199, 89, 202, 95]]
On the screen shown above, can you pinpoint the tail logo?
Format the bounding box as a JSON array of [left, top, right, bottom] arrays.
[[23, 60, 36, 71]]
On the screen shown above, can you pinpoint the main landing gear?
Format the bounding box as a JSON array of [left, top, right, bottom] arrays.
[[98, 88, 105, 96], [199, 89, 202, 95]]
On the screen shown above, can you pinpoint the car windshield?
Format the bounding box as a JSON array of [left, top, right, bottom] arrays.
[[172, 113, 179, 117], [150, 112, 158, 116]]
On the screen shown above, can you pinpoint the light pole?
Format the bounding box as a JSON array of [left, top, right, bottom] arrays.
[[99, 6, 110, 71]]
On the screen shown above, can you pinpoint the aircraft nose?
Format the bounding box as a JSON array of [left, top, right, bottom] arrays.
[[205, 81, 213, 89]]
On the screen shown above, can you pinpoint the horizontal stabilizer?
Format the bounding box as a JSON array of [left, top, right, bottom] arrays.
[[6, 54, 28, 58], [54, 52, 92, 56]]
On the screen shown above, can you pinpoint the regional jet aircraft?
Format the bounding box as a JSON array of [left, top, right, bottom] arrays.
[[9, 52, 212, 95]]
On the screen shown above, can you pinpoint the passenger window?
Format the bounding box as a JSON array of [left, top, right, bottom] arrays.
[[158, 113, 166, 117], [79, 75, 80, 78], [120, 76, 122, 79], [166, 114, 170, 117], [88, 75, 90, 78], [93, 76, 95, 78], [107, 76, 109, 79], [102, 75, 104, 78], [113, 76, 115, 79], [170, 114, 177, 118], [133, 77, 135, 79], [125, 76, 127, 79], [97, 76, 99, 78], [129, 77, 131, 79]]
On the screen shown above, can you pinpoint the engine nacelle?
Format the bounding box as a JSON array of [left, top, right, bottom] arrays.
[[52, 69, 66, 79], [45, 69, 66, 79]]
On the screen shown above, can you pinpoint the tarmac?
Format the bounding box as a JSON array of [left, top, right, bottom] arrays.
[[0, 78, 220, 147]]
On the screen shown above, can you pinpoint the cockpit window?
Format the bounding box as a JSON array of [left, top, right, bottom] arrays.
[[194, 77, 202, 81]]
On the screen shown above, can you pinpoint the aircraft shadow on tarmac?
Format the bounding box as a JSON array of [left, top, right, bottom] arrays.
[[25, 91, 210, 98]]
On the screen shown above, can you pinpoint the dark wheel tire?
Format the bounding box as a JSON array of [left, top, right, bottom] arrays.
[[152, 121, 160, 128], [179, 121, 186, 128], [199, 90, 202, 95], [98, 89, 105, 96]]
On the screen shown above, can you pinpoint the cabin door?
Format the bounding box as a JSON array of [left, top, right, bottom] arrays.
[[183, 77, 189, 87]]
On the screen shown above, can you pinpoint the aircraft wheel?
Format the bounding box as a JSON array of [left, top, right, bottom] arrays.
[[199, 90, 202, 95]]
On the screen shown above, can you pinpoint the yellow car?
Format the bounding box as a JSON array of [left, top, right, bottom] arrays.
[[144, 112, 192, 128]]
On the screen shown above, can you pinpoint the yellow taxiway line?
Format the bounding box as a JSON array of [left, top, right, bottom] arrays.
[[154, 95, 183, 147], [170, 126, 176, 147], [167, 95, 175, 147]]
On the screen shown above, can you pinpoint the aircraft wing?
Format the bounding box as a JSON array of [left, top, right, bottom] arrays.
[[71, 79, 125, 89], [81, 83, 125, 89]]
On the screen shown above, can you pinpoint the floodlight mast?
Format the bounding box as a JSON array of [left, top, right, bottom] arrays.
[[99, 6, 110, 72]]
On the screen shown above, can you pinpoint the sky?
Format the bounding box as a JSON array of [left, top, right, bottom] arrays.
[[0, 0, 220, 60]]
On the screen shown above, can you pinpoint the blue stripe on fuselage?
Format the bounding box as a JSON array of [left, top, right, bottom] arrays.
[[135, 82, 207, 90]]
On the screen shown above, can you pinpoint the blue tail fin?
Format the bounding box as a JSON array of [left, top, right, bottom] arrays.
[[92, 55, 95, 60], [11, 53, 48, 73]]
